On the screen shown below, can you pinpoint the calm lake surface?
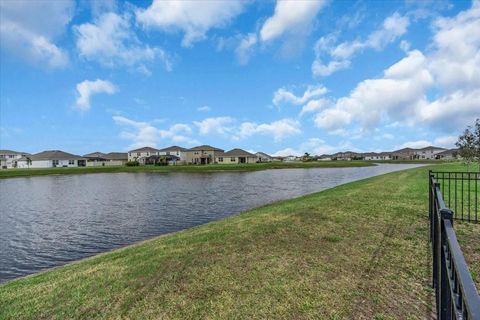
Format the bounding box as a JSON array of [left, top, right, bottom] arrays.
[[0, 164, 423, 283]]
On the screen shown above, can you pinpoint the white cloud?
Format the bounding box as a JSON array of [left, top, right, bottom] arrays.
[[312, 12, 409, 77], [0, 0, 73, 68], [194, 117, 235, 135], [197, 106, 211, 112], [314, 108, 352, 132], [312, 59, 351, 77], [300, 98, 331, 116], [434, 135, 458, 148], [75, 79, 117, 111], [260, 0, 327, 42], [419, 89, 480, 130], [136, 0, 246, 47], [236, 119, 301, 142], [74, 12, 171, 72], [312, 50, 433, 133], [113, 116, 198, 149], [235, 33, 257, 65], [273, 85, 327, 106]]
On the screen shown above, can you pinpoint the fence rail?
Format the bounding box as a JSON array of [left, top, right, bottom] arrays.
[[429, 171, 480, 319], [430, 171, 480, 223]]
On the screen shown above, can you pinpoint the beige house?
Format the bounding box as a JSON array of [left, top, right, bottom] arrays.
[[186, 145, 224, 164], [216, 148, 257, 164], [127, 147, 161, 162], [84, 152, 128, 166], [16, 150, 86, 168]]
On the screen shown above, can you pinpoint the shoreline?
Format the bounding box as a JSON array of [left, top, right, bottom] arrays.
[[0, 160, 450, 179]]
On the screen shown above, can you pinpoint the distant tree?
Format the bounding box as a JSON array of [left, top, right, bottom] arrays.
[[474, 118, 480, 171], [456, 118, 480, 171], [302, 152, 312, 162]]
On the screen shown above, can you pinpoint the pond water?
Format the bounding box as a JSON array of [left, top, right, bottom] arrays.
[[0, 163, 423, 283]]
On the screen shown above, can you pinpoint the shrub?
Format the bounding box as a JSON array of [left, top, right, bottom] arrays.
[[125, 161, 139, 167]]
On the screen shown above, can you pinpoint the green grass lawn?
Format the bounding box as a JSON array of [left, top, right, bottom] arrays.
[[0, 161, 374, 179], [0, 163, 477, 319]]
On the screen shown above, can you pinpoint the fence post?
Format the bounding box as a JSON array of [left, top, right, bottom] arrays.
[[439, 208, 454, 319]]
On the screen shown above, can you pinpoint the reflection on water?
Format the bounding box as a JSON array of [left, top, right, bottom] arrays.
[[0, 163, 423, 282]]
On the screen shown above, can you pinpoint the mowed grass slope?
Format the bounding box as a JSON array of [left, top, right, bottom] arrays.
[[1, 163, 470, 319], [0, 161, 373, 179]]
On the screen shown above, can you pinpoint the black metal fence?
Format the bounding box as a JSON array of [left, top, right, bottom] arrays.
[[430, 171, 480, 222], [429, 171, 480, 319]]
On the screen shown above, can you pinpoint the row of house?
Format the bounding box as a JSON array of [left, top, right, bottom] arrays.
[[0, 145, 461, 169], [0, 150, 129, 169], [127, 145, 258, 165], [317, 146, 459, 161]]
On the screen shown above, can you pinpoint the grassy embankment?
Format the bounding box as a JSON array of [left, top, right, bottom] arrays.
[[1, 162, 478, 319], [0, 161, 374, 179]]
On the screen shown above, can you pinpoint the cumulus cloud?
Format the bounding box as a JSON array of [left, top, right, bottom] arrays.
[[236, 119, 301, 142], [75, 79, 117, 111], [136, 0, 246, 47], [194, 117, 236, 135], [260, 0, 327, 42], [300, 98, 331, 117], [273, 85, 327, 106], [309, 1, 480, 137], [74, 12, 171, 73], [0, 0, 74, 68], [113, 116, 198, 149], [312, 12, 409, 76]]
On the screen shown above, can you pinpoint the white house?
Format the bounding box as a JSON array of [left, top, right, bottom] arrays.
[[283, 155, 297, 162], [16, 150, 86, 168], [255, 152, 273, 162], [127, 146, 161, 162], [158, 146, 189, 163], [363, 153, 382, 161], [0, 150, 30, 169]]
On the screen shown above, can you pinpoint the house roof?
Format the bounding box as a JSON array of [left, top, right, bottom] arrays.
[[222, 148, 256, 157], [189, 145, 224, 152], [255, 152, 272, 158], [158, 145, 189, 152], [104, 152, 128, 160], [0, 150, 30, 155], [436, 148, 459, 155], [83, 152, 108, 158], [19, 150, 84, 161], [416, 146, 446, 151], [392, 147, 416, 153], [128, 146, 160, 153]]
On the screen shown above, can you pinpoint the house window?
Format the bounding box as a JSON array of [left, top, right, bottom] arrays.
[[53, 160, 59, 166], [69, 160, 75, 165], [166, 151, 170, 155], [194, 152, 199, 155], [137, 152, 140, 156], [230, 157, 235, 162], [218, 157, 223, 162], [129, 153, 131, 156]]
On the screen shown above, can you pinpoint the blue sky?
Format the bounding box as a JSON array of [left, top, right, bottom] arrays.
[[1, 0, 479, 156]]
